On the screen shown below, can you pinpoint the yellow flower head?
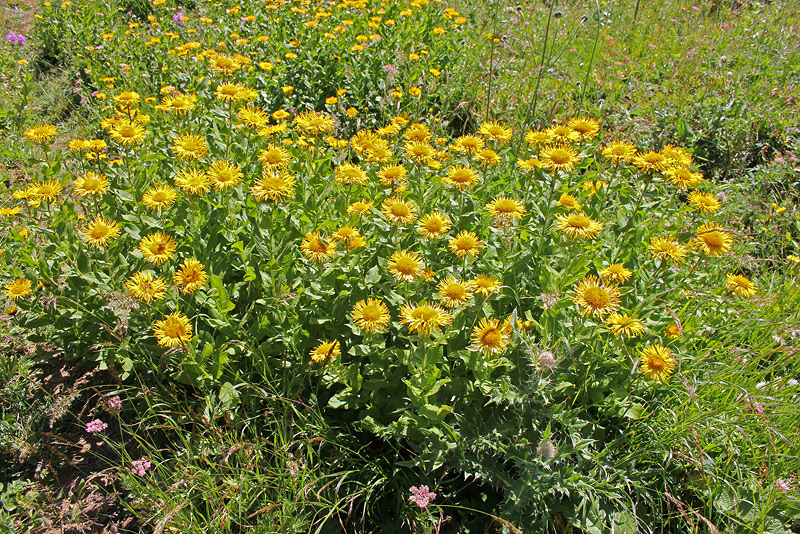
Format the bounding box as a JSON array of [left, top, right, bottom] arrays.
[[557, 193, 581, 211], [540, 144, 579, 172], [475, 148, 501, 166], [602, 141, 636, 164], [666, 168, 703, 189], [74, 172, 109, 197], [173, 133, 207, 160], [174, 258, 208, 294], [437, 276, 476, 308], [606, 313, 646, 338], [633, 151, 669, 173], [142, 184, 177, 211], [726, 273, 756, 298], [572, 275, 621, 319], [139, 232, 177, 265], [452, 134, 485, 155], [175, 168, 210, 196], [599, 264, 632, 283], [82, 216, 120, 248], [547, 124, 580, 143], [208, 160, 242, 191], [473, 274, 500, 297], [336, 163, 368, 186], [449, 231, 483, 258], [648, 236, 687, 263], [568, 117, 600, 140], [388, 250, 423, 282], [443, 165, 479, 190], [688, 191, 721, 213], [486, 196, 525, 224], [4, 279, 32, 301], [417, 212, 451, 240], [301, 232, 337, 263], [556, 213, 603, 240], [347, 199, 374, 216], [125, 271, 167, 304], [471, 317, 512, 355], [251, 171, 297, 202], [153, 311, 193, 347], [351, 298, 391, 333], [382, 196, 417, 226], [694, 223, 733, 257], [478, 121, 513, 144], [640, 345, 676, 381], [310, 340, 340, 363], [294, 111, 334, 135], [110, 120, 146, 146], [24, 124, 57, 143], [400, 302, 452, 335]]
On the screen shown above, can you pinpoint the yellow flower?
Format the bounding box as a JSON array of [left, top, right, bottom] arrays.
[[470, 317, 512, 355], [310, 340, 340, 363], [404, 123, 432, 143], [381, 196, 417, 226], [209, 54, 242, 74], [547, 124, 580, 143], [605, 313, 646, 338], [251, 171, 296, 202], [524, 129, 552, 147], [443, 165, 480, 190], [153, 312, 193, 347], [388, 250, 423, 282], [125, 271, 167, 304], [648, 236, 687, 263], [294, 111, 334, 135], [24, 124, 57, 143], [540, 144, 579, 172], [174, 168, 210, 196], [694, 223, 733, 257], [139, 232, 177, 265], [473, 275, 500, 297], [110, 120, 146, 146], [113, 91, 140, 108], [486, 196, 525, 224], [331, 226, 361, 244], [602, 141, 637, 164], [557, 193, 581, 211], [73, 172, 109, 197], [599, 264, 632, 283], [437, 277, 476, 308], [665, 324, 682, 339], [4, 278, 32, 301], [29, 180, 62, 201], [572, 275, 621, 318], [478, 121, 513, 144], [688, 191, 721, 213], [336, 163, 368, 186], [405, 141, 436, 163], [726, 273, 756, 297], [660, 144, 692, 168], [449, 231, 483, 259], [172, 134, 207, 160], [640, 345, 676, 381], [82, 216, 120, 248], [258, 145, 290, 169], [347, 199, 374, 216], [567, 117, 600, 140], [378, 164, 408, 187], [475, 148, 500, 166], [452, 134, 484, 155], [208, 160, 242, 191], [666, 168, 703, 189], [301, 232, 336, 263], [556, 213, 603, 239], [174, 258, 208, 294], [238, 106, 269, 129], [351, 298, 391, 333], [633, 151, 669, 173], [400, 302, 452, 335], [215, 83, 244, 102], [142, 184, 177, 211], [517, 157, 543, 171], [0, 207, 20, 217], [417, 211, 451, 240]]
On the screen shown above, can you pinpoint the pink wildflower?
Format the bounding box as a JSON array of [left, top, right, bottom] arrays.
[[775, 479, 791, 492], [130, 457, 151, 476], [86, 419, 108, 433], [409, 485, 437, 508]]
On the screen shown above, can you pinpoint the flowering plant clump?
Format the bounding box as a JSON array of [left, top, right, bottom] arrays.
[[1, 0, 796, 531]]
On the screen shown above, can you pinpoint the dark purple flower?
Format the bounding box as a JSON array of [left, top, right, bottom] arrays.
[[173, 11, 187, 26]]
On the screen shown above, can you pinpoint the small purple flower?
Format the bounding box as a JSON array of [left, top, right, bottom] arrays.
[[107, 395, 123, 412], [409, 485, 437, 508], [775, 479, 791, 492], [173, 11, 187, 26], [5, 32, 26, 46], [86, 419, 108, 433], [130, 457, 151, 476]]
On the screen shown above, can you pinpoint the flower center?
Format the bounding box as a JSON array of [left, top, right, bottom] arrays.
[[481, 329, 502, 346], [361, 305, 382, 321], [583, 286, 610, 308]]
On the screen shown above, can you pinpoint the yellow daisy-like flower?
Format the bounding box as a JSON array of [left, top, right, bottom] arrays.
[[208, 160, 242, 191], [301, 232, 337, 263], [73, 172, 109, 197], [556, 213, 603, 240], [443, 165, 480, 190], [142, 184, 177, 211], [517, 157, 543, 171], [547, 124, 580, 143], [24, 124, 57, 143], [479, 121, 513, 144], [568, 117, 600, 140], [347, 199, 374, 216], [125, 271, 167, 304], [251, 172, 296, 202], [572, 275, 621, 319], [139, 232, 177, 265], [403, 123, 432, 143], [82, 216, 120, 248], [606, 313, 646, 338], [557, 193, 582, 211], [599, 264, 632, 283], [665, 324, 682, 339], [259, 123, 289, 137], [437, 276, 476, 308], [0, 207, 20, 217], [351, 298, 391, 333], [694, 223, 733, 257], [583, 180, 608, 196], [29, 180, 63, 201], [172, 134, 207, 160], [417, 212, 452, 240], [174, 168, 210, 196], [540, 144, 579, 172], [258, 145, 290, 169], [294, 110, 334, 136], [648, 236, 687, 263], [726, 273, 756, 298], [210, 54, 243, 74], [470, 317, 512, 355], [602, 141, 637, 164], [238, 106, 269, 129], [110, 120, 146, 146], [215, 83, 244, 102], [350, 130, 380, 153], [633, 151, 669, 173], [382, 196, 417, 226], [486, 196, 525, 224], [688, 191, 721, 213], [660, 144, 692, 169], [156, 93, 197, 114], [4, 278, 32, 301], [451, 134, 485, 155], [378, 165, 408, 187], [524, 129, 552, 147], [400, 302, 452, 335], [113, 91, 140, 109], [405, 141, 436, 163], [473, 274, 500, 297], [388, 250, 424, 282], [173, 258, 208, 294], [640, 345, 676, 381], [153, 311, 193, 348], [331, 226, 361, 244], [310, 340, 340, 363], [449, 231, 484, 259], [666, 168, 703, 189], [475, 148, 501, 166], [335, 163, 368, 186]]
